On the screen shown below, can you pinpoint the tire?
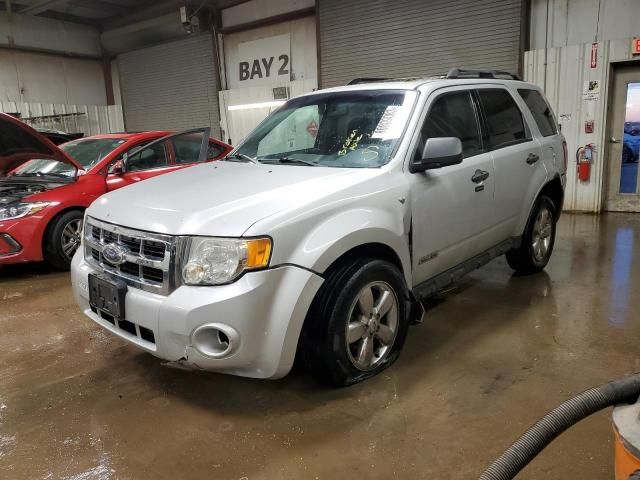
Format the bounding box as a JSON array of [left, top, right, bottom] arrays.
[[299, 258, 410, 387], [506, 195, 557, 275], [44, 210, 84, 270], [623, 145, 633, 163]]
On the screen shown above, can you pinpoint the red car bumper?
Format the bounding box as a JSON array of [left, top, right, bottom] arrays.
[[0, 215, 46, 264]]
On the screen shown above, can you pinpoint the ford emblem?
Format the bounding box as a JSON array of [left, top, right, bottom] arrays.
[[102, 243, 127, 265]]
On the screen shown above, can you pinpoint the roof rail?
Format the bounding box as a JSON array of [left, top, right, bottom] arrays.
[[445, 68, 521, 81], [347, 78, 390, 85]]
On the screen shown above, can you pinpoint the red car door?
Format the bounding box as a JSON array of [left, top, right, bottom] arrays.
[[106, 128, 210, 192]]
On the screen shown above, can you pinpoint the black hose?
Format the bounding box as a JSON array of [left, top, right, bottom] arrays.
[[479, 373, 640, 480]]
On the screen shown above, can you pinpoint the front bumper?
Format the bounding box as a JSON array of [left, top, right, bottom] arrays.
[[0, 215, 45, 264], [71, 253, 324, 379]]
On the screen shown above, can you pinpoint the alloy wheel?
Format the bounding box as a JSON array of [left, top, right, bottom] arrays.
[[61, 219, 83, 260], [345, 281, 399, 371]]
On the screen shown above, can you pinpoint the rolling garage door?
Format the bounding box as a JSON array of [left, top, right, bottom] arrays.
[[318, 0, 524, 88], [118, 34, 221, 135]]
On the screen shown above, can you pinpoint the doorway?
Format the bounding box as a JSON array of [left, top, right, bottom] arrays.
[[606, 63, 640, 211]]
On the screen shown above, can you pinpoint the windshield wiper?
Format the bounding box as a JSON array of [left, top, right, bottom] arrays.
[[223, 153, 259, 164], [258, 156, 317, 167]]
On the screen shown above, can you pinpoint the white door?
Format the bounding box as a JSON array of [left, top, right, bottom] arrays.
[[476, 87, 546, 241], [410, 89, 495, 286], [606, 64, 640, 211]]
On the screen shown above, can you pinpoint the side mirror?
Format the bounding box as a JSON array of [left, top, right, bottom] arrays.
[[410, 137, 463, 173], [111, 160, 124, 175], [111, 154, 128, 175]]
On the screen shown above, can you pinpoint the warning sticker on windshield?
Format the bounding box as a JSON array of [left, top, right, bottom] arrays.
[[372, 105, 407, 139]]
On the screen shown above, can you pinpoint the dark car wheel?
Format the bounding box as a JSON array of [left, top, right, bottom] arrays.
[[506, 195, 557, 275], [44, 210, 84, 270], [623, 145, 634, 163], [299, 257, 410, 387]]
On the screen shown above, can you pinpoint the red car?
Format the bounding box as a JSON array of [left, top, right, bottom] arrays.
[[0, 113, 231, 269]]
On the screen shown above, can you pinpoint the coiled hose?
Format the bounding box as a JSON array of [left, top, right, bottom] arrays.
[[479, 373, 640, 480]]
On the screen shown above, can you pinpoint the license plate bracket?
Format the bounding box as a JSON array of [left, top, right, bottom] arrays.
[[88, 273, 127, 320]]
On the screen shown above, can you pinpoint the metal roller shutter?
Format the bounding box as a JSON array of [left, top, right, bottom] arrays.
[[118, 34, 221, 136], [318, 0, 524, 87]]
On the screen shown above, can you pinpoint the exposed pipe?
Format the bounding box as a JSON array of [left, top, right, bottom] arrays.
[[543, 0, 549, 92], [479, 373, 640, 480]]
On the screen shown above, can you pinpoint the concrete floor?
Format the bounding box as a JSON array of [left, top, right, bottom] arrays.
[[1, 213, 639, 480]]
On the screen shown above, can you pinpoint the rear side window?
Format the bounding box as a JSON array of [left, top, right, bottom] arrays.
[[419, 91, 483, 158], [518, 89, 558, 137], [207, 142, 226, 159], [478, 89, 529, 150]]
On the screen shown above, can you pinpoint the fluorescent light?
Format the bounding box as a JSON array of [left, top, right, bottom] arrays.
[[228, 100, 286, 111]]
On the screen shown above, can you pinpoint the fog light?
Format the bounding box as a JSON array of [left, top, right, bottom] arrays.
[[191, 323, 240, 358]]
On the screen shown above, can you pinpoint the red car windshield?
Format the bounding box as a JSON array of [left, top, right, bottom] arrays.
[[11, 138, 126, 178]]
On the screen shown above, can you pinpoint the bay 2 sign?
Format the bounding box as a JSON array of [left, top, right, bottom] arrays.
[[237, 34, 291, 87]]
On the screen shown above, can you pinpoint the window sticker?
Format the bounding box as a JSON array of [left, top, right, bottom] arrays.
[[372, 93, 414, 139]]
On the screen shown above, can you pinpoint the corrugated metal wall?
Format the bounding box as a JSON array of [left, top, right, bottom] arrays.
[[118, 34, 220, 136], [318, 0, 524, 87], [524, 39, 633, 212], [0, 102, 124, 135]]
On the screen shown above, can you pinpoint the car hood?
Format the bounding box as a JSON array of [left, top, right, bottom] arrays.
[[0, 113, 82, 176], [88, 161, 381, 236]]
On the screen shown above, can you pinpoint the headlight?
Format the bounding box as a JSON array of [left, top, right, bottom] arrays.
[[0, 202, 50, 221], [181, 237, 272, 286]]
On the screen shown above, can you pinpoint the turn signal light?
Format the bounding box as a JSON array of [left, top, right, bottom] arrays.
[[246, 238, 272, 268]]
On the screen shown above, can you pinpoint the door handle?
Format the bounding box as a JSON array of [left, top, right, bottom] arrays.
[[610, 136, 620, 144], [471, 169, 489, 183], [526, 153, 540, 165]]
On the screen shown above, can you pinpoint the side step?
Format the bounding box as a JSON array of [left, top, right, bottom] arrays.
[[412, 237, 519, 301]]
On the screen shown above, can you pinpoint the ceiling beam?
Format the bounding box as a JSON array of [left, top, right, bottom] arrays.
[[19, 0, 66, 16]]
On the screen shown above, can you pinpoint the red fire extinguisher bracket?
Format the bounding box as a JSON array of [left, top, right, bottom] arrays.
[[576, 144, 595, 182]]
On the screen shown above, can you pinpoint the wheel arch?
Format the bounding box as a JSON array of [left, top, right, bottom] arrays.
[[41, 206, 85, 255], [538, 175, 564, 219]]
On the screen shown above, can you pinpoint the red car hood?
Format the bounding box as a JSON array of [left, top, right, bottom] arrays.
[[0, 113, 82, 176]]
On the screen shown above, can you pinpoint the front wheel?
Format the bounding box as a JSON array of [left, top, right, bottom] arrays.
[[299, 258, 410, 387], [506, 195, 557, 274], [44, 210, 84, 270]]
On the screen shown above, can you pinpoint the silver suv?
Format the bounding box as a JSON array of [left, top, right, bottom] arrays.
[[71, 69, 566, 387]]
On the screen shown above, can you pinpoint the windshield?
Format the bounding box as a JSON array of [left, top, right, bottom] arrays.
[[11, 138, 126, 177], [234, 90, 416, 168]]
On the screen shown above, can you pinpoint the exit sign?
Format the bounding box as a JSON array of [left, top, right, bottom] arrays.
[[633, 38, 640, 55]]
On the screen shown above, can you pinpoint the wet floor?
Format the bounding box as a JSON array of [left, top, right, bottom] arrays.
[[1, 213, 640, 479]]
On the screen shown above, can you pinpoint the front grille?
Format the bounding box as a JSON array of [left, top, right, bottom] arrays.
[[84, 217, 174, 295], [90, 305, 156, 345]]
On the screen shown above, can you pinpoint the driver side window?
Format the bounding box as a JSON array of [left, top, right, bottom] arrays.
[[417, 91, 483, 160], [126, 142, 169, 172]]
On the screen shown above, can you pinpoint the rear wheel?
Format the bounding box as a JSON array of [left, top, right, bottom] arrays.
[[623, 145, 634, 163], [44, 210, 84, 270], [506, 195, 556, 274], [299, 258, 410, 387]]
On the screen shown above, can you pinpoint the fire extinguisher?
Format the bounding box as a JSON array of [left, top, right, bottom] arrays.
[[576, 143, 595, 182]]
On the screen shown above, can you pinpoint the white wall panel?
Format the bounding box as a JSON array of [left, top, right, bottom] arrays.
[[0, 49, 106, 105], [223, 16, 317, 90], [524, 39, 635, 212], [0, 102, 124, 136], [530, 0, 640, 50]]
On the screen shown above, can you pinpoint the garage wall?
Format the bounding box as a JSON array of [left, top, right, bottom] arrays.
[[0, 50, 106, 105], [530, 0, 640, 50], [118, 34, 220, 135], [525, 40, 640, 213], [318, 0, 524, 88]]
